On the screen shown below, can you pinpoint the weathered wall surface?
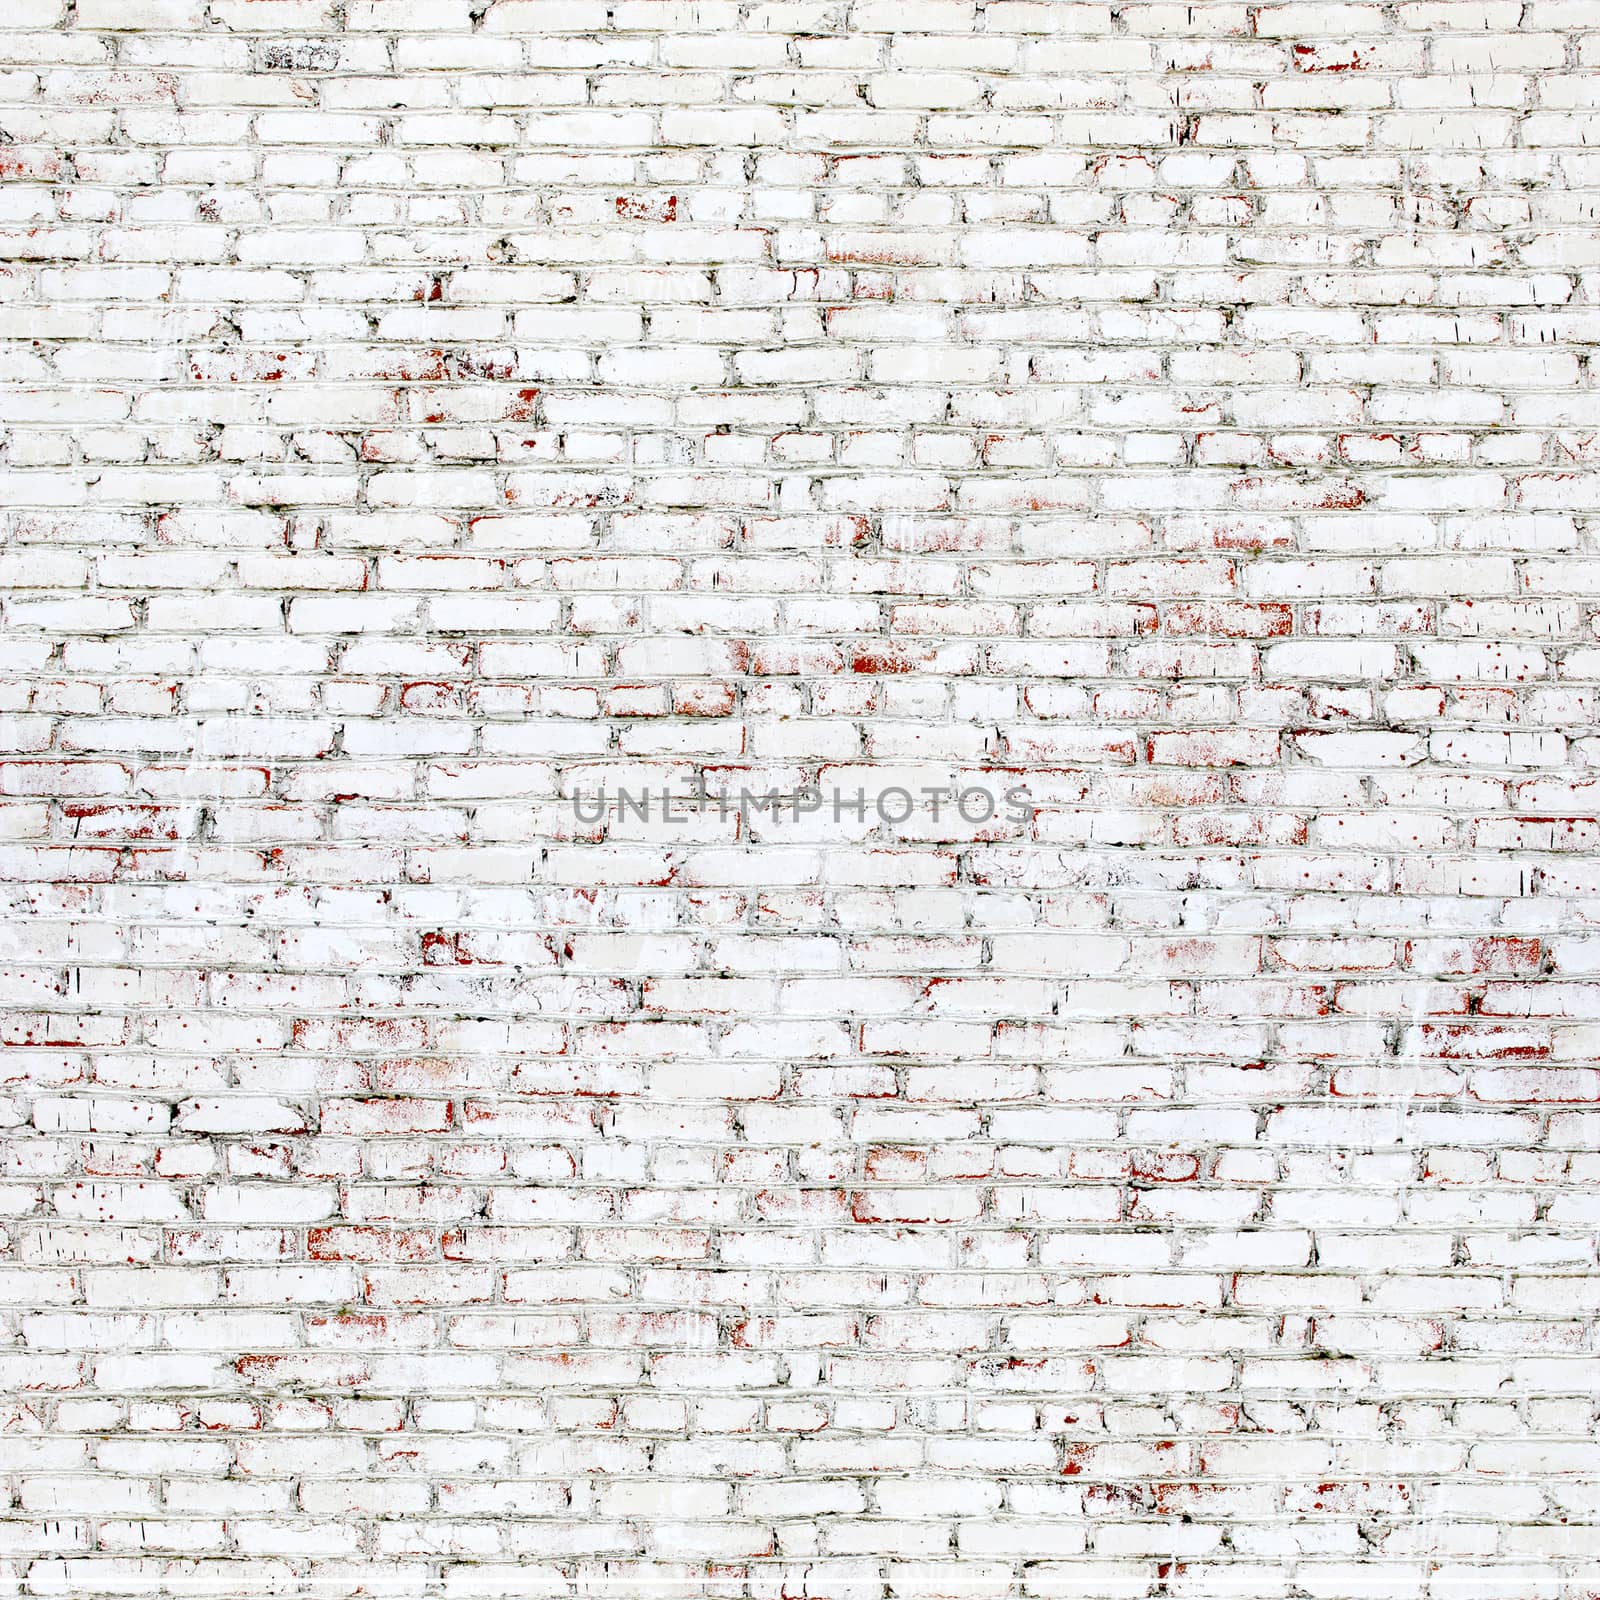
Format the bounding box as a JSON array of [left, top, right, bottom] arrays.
[[2, 0, 1598, 1595]]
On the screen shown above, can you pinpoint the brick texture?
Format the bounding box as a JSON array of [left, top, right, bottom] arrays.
[[3, 0, 1599, 1595]]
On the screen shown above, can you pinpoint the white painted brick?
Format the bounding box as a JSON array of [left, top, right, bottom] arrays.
[[0, 1, 1597, 1593]]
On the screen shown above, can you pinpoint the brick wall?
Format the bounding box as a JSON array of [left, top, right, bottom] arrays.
[[2, 0, 1598, 1595]]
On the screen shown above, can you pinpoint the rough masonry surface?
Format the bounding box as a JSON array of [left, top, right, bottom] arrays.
[[1, 0, 1598, 1595]]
